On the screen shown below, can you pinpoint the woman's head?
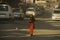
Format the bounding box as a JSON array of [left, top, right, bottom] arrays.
[[30, 14, 33, 17]]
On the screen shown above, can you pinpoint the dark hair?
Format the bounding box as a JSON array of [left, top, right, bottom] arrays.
[[29, 15, 35, 23]]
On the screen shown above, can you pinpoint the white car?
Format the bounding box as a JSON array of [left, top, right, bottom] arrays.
[[52, 9, 60, 20], [0, 3, 14, 20], [26, 7, 35, 16]]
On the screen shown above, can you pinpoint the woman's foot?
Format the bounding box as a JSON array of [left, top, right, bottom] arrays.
[[30, 34, 33, 36]]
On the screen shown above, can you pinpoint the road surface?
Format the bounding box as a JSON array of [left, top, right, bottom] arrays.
[[0, 19, 60, 40]]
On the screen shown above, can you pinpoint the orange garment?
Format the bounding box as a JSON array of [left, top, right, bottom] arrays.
[[29, 23, 34, 35]]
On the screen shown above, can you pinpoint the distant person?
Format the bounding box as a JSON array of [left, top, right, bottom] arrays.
[[29, 14, 35, 36], [19, 14, 24, 20]]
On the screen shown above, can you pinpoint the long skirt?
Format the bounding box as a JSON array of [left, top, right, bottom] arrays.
[[29, 23, 34, 35]]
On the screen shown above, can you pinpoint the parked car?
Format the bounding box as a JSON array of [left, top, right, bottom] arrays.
[[12, 8, 24, 20], [52, 9, 60, 20], [26, 7, 35, 17], [0, 3, 14, 21]]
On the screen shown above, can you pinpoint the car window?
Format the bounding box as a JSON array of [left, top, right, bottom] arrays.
[[54, 10, 60, 13], [0, 6, 8, 11], [27, 9, 34, 11]]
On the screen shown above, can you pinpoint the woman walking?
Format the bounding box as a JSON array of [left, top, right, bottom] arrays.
[[29, 14, 35, 36]]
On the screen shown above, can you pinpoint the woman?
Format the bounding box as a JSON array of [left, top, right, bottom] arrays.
[[29, 14, 35, 36]]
